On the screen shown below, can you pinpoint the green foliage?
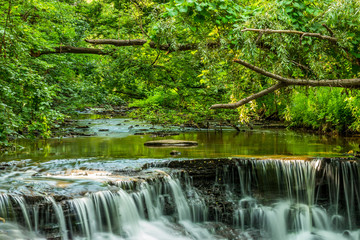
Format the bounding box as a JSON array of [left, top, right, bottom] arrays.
[[130, 88, 180, 108], [0, 0, 125, 147], [344, 94, 360, 132], [284, 88, 355, 133], [1, 0, 360, 149]]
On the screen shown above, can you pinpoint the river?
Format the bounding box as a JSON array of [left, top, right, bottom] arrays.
[[0, 116, 359, 240]]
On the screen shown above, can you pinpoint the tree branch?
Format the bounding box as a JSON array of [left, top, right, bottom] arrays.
[[242, 28, 337, 42], [249, 28, 359, 67], [85, 39, 219, 51], [211, 59, 360, 109], [34, 46, 108, 56], [130, 0, 151, 40], [85, 39, 148, 47], [233, 59, 360, 87], [210, 82, 288, 109], [322, 24, 334, 37]]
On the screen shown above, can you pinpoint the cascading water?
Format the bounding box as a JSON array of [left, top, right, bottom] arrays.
[[0, 158, 360, 240], [224, 159, 360, 240], [0, 171, 213, 240], [65, 173, 214, 240]]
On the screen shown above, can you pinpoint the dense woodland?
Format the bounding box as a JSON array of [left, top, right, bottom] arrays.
[[1, 0, 360, 147]]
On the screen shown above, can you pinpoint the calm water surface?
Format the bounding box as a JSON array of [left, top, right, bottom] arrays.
[[1, 117, 358, 162]]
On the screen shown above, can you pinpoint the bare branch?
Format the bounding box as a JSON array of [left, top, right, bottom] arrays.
[[242, 28, 337, 42], [85, 39, 220, 52], [233, 59, 360, 87], [151, 50, 161, 66], [34, 46, 108, 56], [255, 32, 264, 44], [210, 82, 288, 109], [322, 24, 334, 37], [299, 33, 305, 45], [290, 60, 310, 71]]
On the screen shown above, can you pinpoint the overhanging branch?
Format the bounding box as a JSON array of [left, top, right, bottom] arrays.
[[210, 82, 287, 109], [85, 39, 219, 52], [233, 59, 360, 87], [211, 58, 360, 109], [34, 46, 108, 56]]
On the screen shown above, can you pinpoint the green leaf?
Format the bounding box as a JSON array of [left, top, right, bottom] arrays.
[[221, 17, 228, 23], [285, 7, 293, 13], [178, 5, 188, 13], [190, 26, 197, 31], [219, 4, 227, 10], [168, 8, 178, 16]]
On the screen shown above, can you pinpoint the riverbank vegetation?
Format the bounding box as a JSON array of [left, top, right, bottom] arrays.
[[1, 0, 360, 147]]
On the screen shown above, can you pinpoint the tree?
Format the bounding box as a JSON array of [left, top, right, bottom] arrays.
[[2, 0, 360, 140], [37, 0, 360, 105]]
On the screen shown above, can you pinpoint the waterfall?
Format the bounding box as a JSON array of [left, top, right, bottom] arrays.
[[223, 159, 360, 239], [0, 194, 45, 239], [46, 196, 68, 240], [0, 158, 360, 239], [66, 174, 212, 239]]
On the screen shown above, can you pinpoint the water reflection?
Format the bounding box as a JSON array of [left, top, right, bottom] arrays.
[[1, 127, 357, 162]]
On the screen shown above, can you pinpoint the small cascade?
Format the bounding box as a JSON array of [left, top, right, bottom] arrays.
[[68, 190, 142, 239], [11, 195, 33, 231], [321, 161, 360, 229], [216, 159, 322, 204], [166, 177, 191, 221], [46, 197, 68, 240], [214, 158, 360, 239], [233, 199, 340, 240], [0, 173, 213, 239], [182, 173, 208, 223], [65, 173, 212, 239], [0, 194, 61, 239]]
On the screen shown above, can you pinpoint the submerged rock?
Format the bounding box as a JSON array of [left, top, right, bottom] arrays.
[[144, 139, 198, 147], [98, 129, 109, 132], [75, 125, 89, 129], [170, 150, 181, 155]]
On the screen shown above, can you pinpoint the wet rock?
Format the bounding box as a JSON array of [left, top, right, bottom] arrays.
[[144, 140, 198, 147], [64, 119, 77, 123], [98, 129, 109, 132], [68, 131, 94, 137], [170, 150, 181, 155], [75, 126, 89, 129]]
